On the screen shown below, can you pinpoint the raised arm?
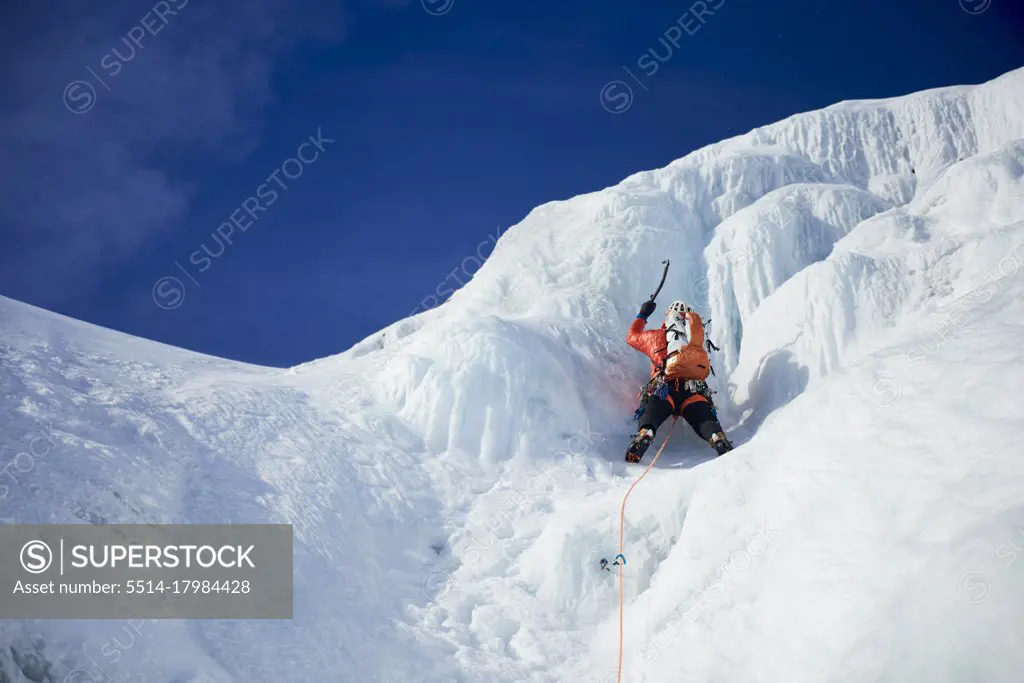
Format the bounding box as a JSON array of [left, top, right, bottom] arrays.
[[627, 300, 657, 352]]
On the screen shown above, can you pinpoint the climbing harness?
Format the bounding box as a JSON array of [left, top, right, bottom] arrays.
[[631, 374, 669, 422], [683, 378, 717, 405]]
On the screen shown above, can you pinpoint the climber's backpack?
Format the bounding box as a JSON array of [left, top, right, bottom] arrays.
[[663, 310, 711, 381]]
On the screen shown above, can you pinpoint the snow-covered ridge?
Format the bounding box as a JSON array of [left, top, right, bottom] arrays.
[[344, 66, 1024, 449], [2, 67, 1023, 682]]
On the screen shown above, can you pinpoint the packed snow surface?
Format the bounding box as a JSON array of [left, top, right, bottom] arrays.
[[2, 68, 1023, 682]]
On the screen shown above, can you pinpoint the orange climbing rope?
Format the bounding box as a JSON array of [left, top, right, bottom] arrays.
[[616, 418, 676, 683]]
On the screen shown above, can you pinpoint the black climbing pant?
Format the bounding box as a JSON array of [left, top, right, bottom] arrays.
[[638, 383, 728, 444]]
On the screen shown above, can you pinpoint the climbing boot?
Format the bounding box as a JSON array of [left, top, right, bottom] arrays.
[[709, 431, 734, 456], [625, 427, 655, 463]]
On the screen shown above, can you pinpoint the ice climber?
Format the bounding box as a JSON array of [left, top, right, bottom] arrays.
[[624, 299, 734, 463]]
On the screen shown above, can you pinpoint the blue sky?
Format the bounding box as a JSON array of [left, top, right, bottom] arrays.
[[1, 0, 1022, 367]]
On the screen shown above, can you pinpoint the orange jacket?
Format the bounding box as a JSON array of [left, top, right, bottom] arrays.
[[626, 317, 668, 379]]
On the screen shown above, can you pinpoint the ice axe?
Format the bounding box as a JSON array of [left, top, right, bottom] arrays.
[[647, 259, 670, 304]]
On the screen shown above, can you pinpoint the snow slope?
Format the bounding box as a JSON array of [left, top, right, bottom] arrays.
[[2, 67, 1023, 683]]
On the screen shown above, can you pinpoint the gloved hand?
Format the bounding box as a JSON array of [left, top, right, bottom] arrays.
[[637, 300, 656, 320]]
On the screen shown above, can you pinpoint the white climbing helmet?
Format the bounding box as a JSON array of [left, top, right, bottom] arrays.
[[666, 300, 692, 316]]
